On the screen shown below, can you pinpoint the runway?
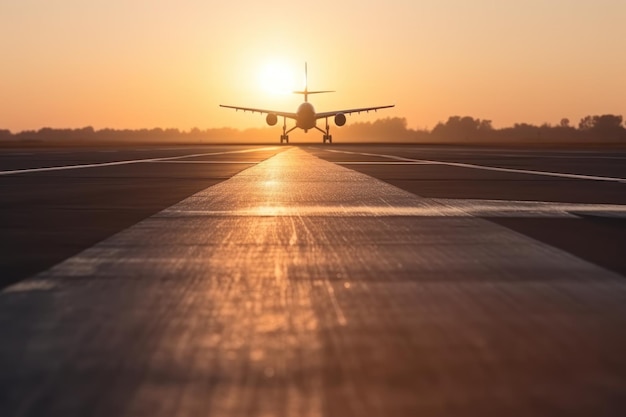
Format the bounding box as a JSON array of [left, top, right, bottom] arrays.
[[1, 144, 626, 416]]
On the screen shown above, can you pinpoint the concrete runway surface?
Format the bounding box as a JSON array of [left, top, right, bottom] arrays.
[[1, 144, 626, 416]]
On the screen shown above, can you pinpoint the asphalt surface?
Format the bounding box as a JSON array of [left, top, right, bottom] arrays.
[[0, 146, 281, 288], [1, 144, 626, 417], [309, 145, 626, 278]]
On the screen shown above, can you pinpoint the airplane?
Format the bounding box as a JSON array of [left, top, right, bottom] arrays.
[[220, 63, 394, 144]]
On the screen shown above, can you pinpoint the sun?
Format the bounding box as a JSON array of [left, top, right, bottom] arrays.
[[258, 61, 296, 95]]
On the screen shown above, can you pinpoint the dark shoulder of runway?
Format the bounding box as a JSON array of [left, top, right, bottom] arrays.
[[309, 144, 626, 277], [0, 145, 282, 289]]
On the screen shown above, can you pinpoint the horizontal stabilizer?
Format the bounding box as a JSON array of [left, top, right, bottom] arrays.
[[293, 90, 334, 95]]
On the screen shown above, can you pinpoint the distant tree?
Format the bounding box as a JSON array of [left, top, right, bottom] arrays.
[[0, 129, 13, 140], [579, 116, 594, 130], [546, 118, 578, 141], [479, 119, 493, 131], [591, 115, 624, 140], [96, 128, 116, 141], [36, 127, 57, 141], [73, 126, 95, 140], [431, 116, 493, 141], [510, 123, 541, 140], [370, 117, 411, 140], [342, 117, 413, 142], [592, 114, 622, 130], [15, 130, 38, 141], [579, 114, 625, 140]]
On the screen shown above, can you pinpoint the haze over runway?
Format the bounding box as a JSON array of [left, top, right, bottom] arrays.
[[2, 144, 626, 416]]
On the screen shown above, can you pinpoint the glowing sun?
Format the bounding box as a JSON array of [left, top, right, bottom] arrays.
[[258, 61, 296, 95]]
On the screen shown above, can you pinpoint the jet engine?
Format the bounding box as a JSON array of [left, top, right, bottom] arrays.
[[334, 113, 346, 127], [266, 113, 278, 126]]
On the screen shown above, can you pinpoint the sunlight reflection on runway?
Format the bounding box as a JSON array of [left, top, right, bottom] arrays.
[[159, 201, 626, 218], [3, 148, 626, 417]]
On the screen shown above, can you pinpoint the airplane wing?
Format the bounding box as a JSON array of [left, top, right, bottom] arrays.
[[315, 105, 395, 119], [219, 105, 297, 120]]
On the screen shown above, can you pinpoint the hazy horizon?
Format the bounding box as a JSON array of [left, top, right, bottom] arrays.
[[2, 113, 625, 136], [2, 1, 625, 132]]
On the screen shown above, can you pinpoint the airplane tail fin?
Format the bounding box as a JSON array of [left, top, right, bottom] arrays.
[[293, 62, 334, 102]]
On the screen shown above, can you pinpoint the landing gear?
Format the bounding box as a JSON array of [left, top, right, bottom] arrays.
[[316, 117, 333, 144], [280, 116, 296, 145]]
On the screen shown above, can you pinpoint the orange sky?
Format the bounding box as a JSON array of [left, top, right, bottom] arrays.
[[1, 0, 625, 132]]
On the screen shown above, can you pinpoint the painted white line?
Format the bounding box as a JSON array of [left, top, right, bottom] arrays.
[[3, 280, 57, 293], [326, 149, 626, 183], [434, 199, 626, 218], [159, 201, 626, 218], [425, 151, 626, 160], [481, 153, 626, 161], [148, 160, 261, 164], [0, 147, 279, 176], [335, 161, 435, 165]]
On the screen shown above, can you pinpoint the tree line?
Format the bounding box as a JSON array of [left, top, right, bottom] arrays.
[[1, 114, 625, 143]]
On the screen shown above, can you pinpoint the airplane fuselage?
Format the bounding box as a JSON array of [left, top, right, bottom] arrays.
[[296, 102, 316, 131]]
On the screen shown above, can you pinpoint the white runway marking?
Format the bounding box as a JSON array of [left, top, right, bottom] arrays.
[[159, 200, 626, 218], [492, 153, 626, 160], [335, 161, 434, 165], [326, 149, 626, 183], [426, 151, 626, 160], [2, 280, 57, 293], [149, 160, 261, 164], [0, 147, 279, 176]]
